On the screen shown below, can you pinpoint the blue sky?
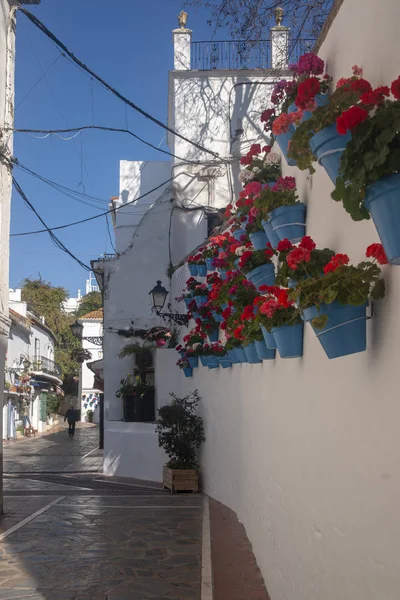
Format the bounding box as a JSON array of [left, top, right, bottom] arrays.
[[11, 0, 221, 296]]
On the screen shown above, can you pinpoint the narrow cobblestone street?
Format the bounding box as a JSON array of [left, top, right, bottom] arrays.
[[0, 425, 202, 600]]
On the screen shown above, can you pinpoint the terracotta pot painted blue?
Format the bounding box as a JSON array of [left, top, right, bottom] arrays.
[[197, 264, 207, 277], [207, 356, 219, 369], [206, 257, 215, 271], [233, 228, 247, 242], [183, 367, 193, 378], [309, 124, 351, 184], [219, 269, 228, 280], [243, 342, 262, 364], [268, 203, 306, 243], [227, 349, 241, 364], [275, 127, 296, 166], [192, 311, 200, 320], [288, 94, 328, 124], [236, 346, 248, 363], [200, 355, 210, 367], [218, 356, 232, 368], [303, 302, 367, 359], [211, 309, 224, 323], [188, 264, 198, 276], [261, 326, 276, 349], [195, 295, 209, 308], [254, 338, 276, 360], [261, 219, 280, 249], [184, 297, 193, 309], [208, 328, 219, 343], [271, 322, 304, 358], [187, 355, 199, 369], [245, 263, 275, 290], [364, 173, 400, 265], [249, 230, 269, 251]]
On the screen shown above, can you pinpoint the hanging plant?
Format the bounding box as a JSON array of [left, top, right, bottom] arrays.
[[71, 348, 92, 364]]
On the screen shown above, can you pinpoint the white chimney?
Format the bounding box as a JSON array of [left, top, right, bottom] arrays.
[[173, 11, 192, 70], [270, 7, 289, 69]]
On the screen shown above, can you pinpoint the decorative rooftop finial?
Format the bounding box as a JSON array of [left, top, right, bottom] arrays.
[[178, 10, 188, 29], [274, 6, 284, 26]]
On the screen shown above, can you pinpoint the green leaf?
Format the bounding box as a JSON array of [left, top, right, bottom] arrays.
[[311, 315, 328, 330], [371, 278, 385, 300], [321, 288, 338, 304]]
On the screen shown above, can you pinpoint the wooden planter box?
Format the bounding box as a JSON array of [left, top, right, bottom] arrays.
[[163, 466, 199, 493]]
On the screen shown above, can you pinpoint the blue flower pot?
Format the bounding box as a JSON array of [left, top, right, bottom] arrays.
[[303, 302, 367, 359], [220, 269, 228, 280], [195, 295, 209, 308], [309, 124, 351, 184], [188, 264, 198, 276], [243, 342, 262, 364], [208, 328, 219, 343], [200, 355, 210, 367], [268, 203, 306, 243], [184, 297, 193, 309], [179, 350, 186, 358], [197, 264, 207, 277], [187, 355, 199, 369], [233, 228, 247, 242], [227, 349, 241, 364], [212, 309, 224, 323], [261, 326, 277, 349], [255, 338, 276, 360], [207, 356, 219, 369], [234, 258, 240, 268], [236, 346, 248, 363], [206, 257, 216, 271], [261, 219, 280, 249], [249, 230, 269, 251], [289, 94, 328, 125], [245, 263, 275, 291], [364, 173, 400, 265], [183, 367, 193, 378], [192, 311, 200, 320], [271, 322, 303, 358], [218, 356, 232, 368], [275, 127, 296, 166]]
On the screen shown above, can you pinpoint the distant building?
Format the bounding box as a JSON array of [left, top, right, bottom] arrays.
[[62, 272, 100, 314], [76, 309, 103, 423]]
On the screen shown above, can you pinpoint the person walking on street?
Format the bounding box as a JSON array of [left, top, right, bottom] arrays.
[[65, 405, 78, 437]]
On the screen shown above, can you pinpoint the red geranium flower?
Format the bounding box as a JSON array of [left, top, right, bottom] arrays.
[[391, 76, 400, 100], [323, 253, 350, 274], [262, 145, 271, 153], [336, 106, 369, 135], [360, 86, 390, 106], [233, 325, 245, 339], [366, 243, 388, 265], [249, 143, 261, 156], [295, 77, 321, 109], [286, 247, 311, 270], [350, 78, 372, 94], [299, 236, 316, 251], [276, 239, 293, 252], [260, 108, 275, 123]]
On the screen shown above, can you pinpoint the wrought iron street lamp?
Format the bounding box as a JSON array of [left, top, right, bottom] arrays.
[[70, 321, 103, 346], [22, 357, 31, 372], [149, 281, 189, 326]]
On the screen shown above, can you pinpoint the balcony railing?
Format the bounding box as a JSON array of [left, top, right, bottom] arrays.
[[191, 38, 315, 71], [32, 356, 62, 379]]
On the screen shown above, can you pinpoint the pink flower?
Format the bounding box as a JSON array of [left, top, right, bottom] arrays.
[[249, 206, 259, 217], [272, 112, 292, 135], [352, 65, 363, 77]]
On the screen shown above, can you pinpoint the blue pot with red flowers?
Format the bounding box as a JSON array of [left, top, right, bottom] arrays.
[[268, 203, 306, 244], [261, 219, 280, 249], [207, 356, 219, 369], [303, 301, 367, 359], [288, 94, 329, 125], [206, 257, 215, 271], [200, 355, 210, 367], [243, 342, 262, 364], [364, 173, 400, 265], [197, 263, 207, 277], [192, 311, 200, 320], [227, 349, 241, 364], [309, 124, 351, 184], [236, 346, 248, 363], [275, 127, 297, 167], [255, 339, 276, 360], [188, 264, 198, 276], [233, 228, 247, 242], [245, 263, 275, 290], [208, 328, 219, 343], [184, 297, 192, 309], [218, 356, 232, 368], [211, 309, 224, 323], [183, 367, 193, 378], [219, 269, 228, 280], [271, 322, 304, 358], [249, 230, 269, 251], [261, 326, 277, 349], [187, 355, 199, 369], [195, 295, 209, 308]]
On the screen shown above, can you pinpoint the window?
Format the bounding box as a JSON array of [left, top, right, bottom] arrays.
[[34, 338, 40, 360]]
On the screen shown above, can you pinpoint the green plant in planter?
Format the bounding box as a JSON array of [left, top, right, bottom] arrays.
[[192, 283, 208, 297], [156, 390, 205, 470], [275, 237, 335, 287], [254, 177, 299, 220], [288, 245, 386, 328], [118, 342, 153, 383], [332, 89, 400, 220], [116, 374, 155, 399], [238, 246, 275, 274], [86, 409, 94, 423], [253, 286, 301, 331]]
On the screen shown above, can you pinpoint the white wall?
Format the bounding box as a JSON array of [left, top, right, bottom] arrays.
[[80, 318, 103, 421], [167, 3, 400, 600]]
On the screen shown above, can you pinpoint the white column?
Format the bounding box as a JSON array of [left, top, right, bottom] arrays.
[[173, 28, 192, 71], [270, 8, 290, 69]]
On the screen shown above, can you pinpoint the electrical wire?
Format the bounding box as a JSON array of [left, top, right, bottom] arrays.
[[12, 176, 91, 271], [105, 214, 117, 255], [12, 126, 213, 166], [20, 9, 225, 162], [16, 54, 62, 109]]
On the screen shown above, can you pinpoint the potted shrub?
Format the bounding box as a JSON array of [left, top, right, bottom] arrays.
[[192, 283, 209, 308], [71, 348, 92, 364], [238, 245, 276, 290], [192, 306, 219, 342], [332, 76, 400, 264], [289, 242, 386, 358], [275, 236, 335, 288], [239, 143, 281, 185], [146, 326, 172, 348], [157, 390, 205, 493], [201, 342, 225, 369], [187, 255, 199, 277], [86, 409, 94, 423], [177, 356, 193, 378], [201, 243, 219, 272]]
